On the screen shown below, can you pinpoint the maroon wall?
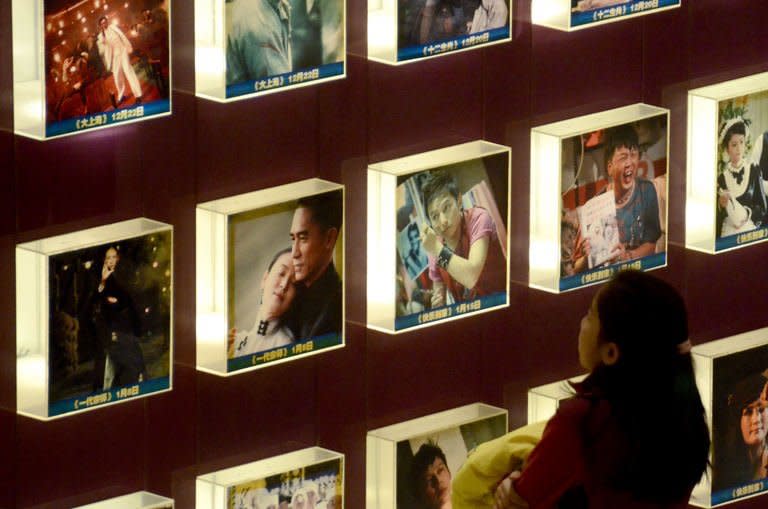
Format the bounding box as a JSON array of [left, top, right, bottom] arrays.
[[1, 0, 768, 507]]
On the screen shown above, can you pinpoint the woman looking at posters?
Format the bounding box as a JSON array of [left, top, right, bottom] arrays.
[[229, 248, 296, 357], [491, 271, 709, 508], [717, 118, 768, 237]]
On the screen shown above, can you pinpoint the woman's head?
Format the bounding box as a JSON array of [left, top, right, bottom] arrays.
[[421, 170, 462, 242], [721, 120, 748, 166], [580, 270, 688, 373], [729, 372, 768, 447], [259, 248, 296, 321]]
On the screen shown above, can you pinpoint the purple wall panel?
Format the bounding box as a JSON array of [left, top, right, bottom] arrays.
[[1, 0, 768, 507]]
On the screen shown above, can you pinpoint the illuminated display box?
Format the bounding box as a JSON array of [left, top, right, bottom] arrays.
[[74, 491, 174, 509], [12, 0, 171, 140], [531, 0, 680, 31], [527, 374, 585, 424], [691, 328, 768, 507], [196, 447, 344, 509], [367, 0, 510, 65], [687, 72, 768, 253], [366, 402, 507, 509], [194, 0, 346, 101], [367, 141, 510, 333], [529, 103, 669, 293], [16, 218, 173, 420], [196, 178, 344, 376]]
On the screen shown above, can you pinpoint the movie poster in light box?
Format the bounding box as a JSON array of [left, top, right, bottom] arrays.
[[43, 0, 171, 137]]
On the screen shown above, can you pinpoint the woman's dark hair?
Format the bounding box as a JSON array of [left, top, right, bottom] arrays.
[[587, 270, 710, 503], [722, 120, 747, 149]]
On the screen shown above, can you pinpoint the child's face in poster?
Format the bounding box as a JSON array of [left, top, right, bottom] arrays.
[[741, 401, 768, 446], [727, 134, 746, 167], [427, 191, 461, 241], [260, 252, 296, 320]]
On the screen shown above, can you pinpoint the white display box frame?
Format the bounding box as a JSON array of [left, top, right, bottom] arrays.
[[366, 402, 507, 509], [529, 103, 669, 293], [194, 0, 346, 102], [690, 327, 768, 507], [367, 0, 511, 65], [367, 140, 511, 334], [532, 0, 680, 32], [16, 218, 173, 420], [687, 72, 768, 254], [527, 374, 585, 424], [196, 447, 344, 509], [74, 491, 174, 509], [12, 0, 172, 140], [196, 178, 345, 376]]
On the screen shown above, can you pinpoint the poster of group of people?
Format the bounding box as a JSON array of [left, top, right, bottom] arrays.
[[48, 231, 172, 417], [227, 189, 344, 372], [394, 153, 509, 330], [397, 0, 510, 61], [224, 0, 345, 99], [44, 0, 170, 137], [569, 0, 680, 28], [559, 114, 668, 291], [227, 457, 342, 509], [714, 90, 768, 251], [395, 414, 506, 509], [711, 344, 768, 505]]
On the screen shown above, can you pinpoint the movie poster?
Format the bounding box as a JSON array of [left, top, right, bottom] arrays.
[[47, 231, 172, 417], [43, 0, 171, 137], [394, 153, 508, 330], [714, 90, 768, 251], [559, 113, 668, 291], [224, 0, 345, 99], [397, 0, 509, 62], [569, 0, 680, 28], [711, 344, 768, 505], [395, 414, 506, 509], [227, 457, 343, 509], [227, 189, 344, 372]]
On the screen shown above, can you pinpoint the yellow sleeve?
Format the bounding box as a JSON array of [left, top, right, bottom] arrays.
[[451, 421, 546, 509]]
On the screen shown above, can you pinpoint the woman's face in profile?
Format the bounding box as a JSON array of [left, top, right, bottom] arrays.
[[740, 400, 768, 446], [260, 252, 296, 320]]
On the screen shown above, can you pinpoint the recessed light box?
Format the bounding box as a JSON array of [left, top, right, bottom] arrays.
[[195, 0, 346, 102], [532, 0, 680, 32], [687, 72, 768, 254], [197, 447, 344, 509], [367, 0, 511, 65], [367, 140, 510, 333], [74, 491, 174, 509], [13, 0, 172, 140], [16, 218, 173, 420], [366, 402, 507, 509], [197, 178, 345, 376], [530, 103, 669, 293]]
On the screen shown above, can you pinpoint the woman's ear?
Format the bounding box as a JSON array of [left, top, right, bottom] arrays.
[[600, 341, 620, 366]]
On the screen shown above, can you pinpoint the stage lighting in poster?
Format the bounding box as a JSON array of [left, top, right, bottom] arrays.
[[74, 491, 174, 509], [16, 218, 173, 421], [366, 402, 507, 509], [687, 72, 768, 254], [367, 0, 510, 65], [527, 374, 586, 424], [196, 178, 344, 376], [195, 0, 346, 102], [531, 0, 680, 31], [529, 103, 669, 293], [12, 0, 171, 140], [690, 327, 768, 507], [367, 141, 510, 333], [196, 447, 344, 509]]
